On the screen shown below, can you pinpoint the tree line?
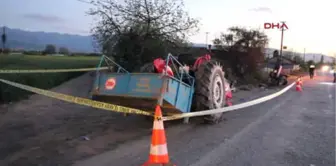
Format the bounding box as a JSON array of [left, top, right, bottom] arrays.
[[83, 0, 271, 78], [21, 44, 101, 56], [41, 44, 70, 55]]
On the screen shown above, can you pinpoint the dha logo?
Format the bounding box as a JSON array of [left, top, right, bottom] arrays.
[[264, 22, 288, 29]]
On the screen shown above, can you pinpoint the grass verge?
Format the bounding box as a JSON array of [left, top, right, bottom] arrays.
[[0, 54, 101, 103]]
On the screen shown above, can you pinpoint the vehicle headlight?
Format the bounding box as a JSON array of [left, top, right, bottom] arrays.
[[321, 65, 330, 72]]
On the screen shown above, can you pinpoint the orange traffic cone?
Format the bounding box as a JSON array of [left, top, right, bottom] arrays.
[[295, 78, 303, 92], [225, 91, 233, 106], [142, 105, 175, 166]]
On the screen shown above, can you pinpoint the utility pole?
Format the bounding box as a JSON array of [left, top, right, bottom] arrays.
[[205, 32, 209, 47], [313, 54, 315, 63], [279, 21, 287, 64], [303, 48, 306, 62]]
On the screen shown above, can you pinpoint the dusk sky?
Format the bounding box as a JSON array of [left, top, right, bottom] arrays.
[[1, 0, 335, 57]]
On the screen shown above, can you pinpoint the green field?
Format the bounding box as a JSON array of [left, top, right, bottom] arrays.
[[0, 54, 102, 103], [0, 54, 101, 69]]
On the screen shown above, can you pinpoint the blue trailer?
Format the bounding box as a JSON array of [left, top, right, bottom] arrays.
[[90, 54, 232, 123]]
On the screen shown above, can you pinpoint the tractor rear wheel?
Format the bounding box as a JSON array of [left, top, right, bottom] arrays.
[[278, 75, 288, 86], [193, 61, 227, 124]]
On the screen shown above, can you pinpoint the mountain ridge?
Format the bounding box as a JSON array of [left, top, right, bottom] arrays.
[[1, 26, 95, 52], [1, 27, 335, 62]]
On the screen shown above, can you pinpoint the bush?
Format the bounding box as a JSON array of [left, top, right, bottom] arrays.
[[59, 47, 70, 55], [0, 55, 102, 103], [0, 48, 11, 54], [69, 52, 101, 57], [252, 70, 269, 83], [23, 50, 42, 55], [234, 70, 269, 86]]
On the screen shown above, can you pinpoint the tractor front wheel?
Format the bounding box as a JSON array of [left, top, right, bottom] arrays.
[[193, 61, 227, 124]]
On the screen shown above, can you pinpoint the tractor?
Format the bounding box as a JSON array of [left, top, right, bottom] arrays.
[[90, 51, 232, 124]]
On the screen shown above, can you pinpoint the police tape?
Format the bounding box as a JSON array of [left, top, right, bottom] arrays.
[[0, 79, 152, 116], [162, 81, 297, 121], [0, 67, 109, 73]]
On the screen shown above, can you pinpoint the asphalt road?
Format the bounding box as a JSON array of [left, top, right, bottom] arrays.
[[74, 75, 335, 166]]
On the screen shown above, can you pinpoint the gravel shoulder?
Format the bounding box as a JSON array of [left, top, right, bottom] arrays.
[[0, 73, 292, 166]]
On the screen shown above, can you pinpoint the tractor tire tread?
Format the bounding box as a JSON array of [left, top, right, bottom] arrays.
[[193, 60, 227, 124]]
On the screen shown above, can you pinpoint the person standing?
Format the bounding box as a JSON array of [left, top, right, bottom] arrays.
[[333, 64, 336, 83], [309, 64, 316, 79]]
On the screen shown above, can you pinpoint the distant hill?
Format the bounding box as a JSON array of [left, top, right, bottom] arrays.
[[2, 27, 335, 62], [1, 27, 95, 52]]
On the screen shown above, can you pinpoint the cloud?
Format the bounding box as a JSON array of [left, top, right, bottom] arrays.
[[249, 7, 272, 13], [22, 13, 65, 23]]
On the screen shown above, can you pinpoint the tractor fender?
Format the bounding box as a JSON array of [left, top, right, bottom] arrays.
[[192, 54, 211, 70]]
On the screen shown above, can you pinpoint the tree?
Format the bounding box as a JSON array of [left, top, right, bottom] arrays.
[[320, 55, 324, 64], [1, 27, 7, 52], [283, 52, 294, 60], [213, 26, 269, 76], [44, 44, 56, 54], [85, 0, 199, 71], [293, 54, 304, 63], [273, 50, 279, 58], [59, 47, 70, 55], [213, 26, 268, 52], [213, 34, 234, 50]]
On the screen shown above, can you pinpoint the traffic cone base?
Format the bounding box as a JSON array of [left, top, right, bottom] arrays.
[[225, 91, 233, 106], [143, 105, 175, 166], [142, 162, 176, 166], [296, 85, 302, 92], [226, 98, 233, 106], [295, 78, 303, 92]]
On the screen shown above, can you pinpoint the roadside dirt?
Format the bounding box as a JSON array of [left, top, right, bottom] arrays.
[[0, 73, 292, 166], [0, 73, 153, 166]]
